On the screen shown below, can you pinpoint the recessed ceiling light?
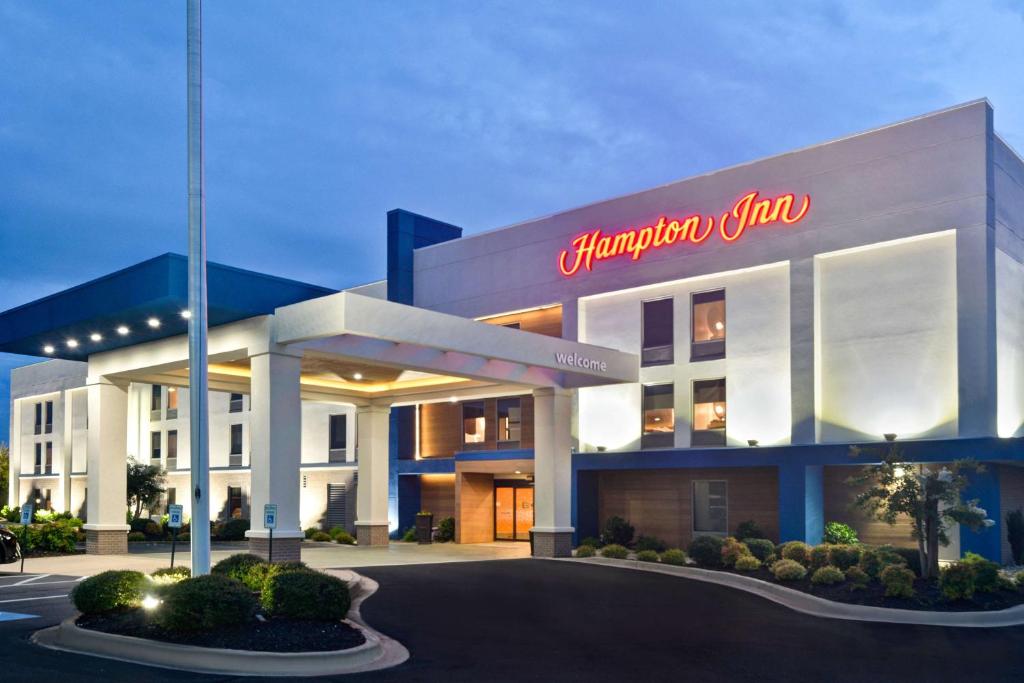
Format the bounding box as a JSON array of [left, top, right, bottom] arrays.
[[180, 310, 192, 319], [515, 470, 522, 474], [116, 325, 130, 336], [147, 317, 161, 328], [66, 339, 79, 348], [448, 396, 457, 404], [352, 372, 363, 381], [43, 344, 55, 354], [90, 333, 102, 342]]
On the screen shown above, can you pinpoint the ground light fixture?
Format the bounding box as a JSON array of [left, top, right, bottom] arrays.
[[147, 317, 161, 328], [141, 595, 160, 610], [117, 325, 130, 335]]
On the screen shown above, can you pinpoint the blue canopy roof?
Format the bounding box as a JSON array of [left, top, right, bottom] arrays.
[[0, 253, 336, 360]]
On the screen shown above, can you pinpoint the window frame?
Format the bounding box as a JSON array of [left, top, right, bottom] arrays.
[[229, 423, 243, 466], [165, 388, 178, 420], [34, 442, 42, 474], [44, 401, 54, 434], [641, 382, 675, 449], [229, 393, 244, 413], [167, 430, 178, 470], [328, 414, 347, 462], [691, 378, 727, 447], [461, 400, 487, 450], [227, 486, 244, 519], [44, 441, 53, 474], [34, 402, 42, 435], [496, 397, 522, 447], [150, 431, 162, 462], [690, 288, 726, 362], [641, 296, 674, 367]]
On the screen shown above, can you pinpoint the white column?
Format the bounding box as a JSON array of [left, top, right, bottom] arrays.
[[246, 350, 303, 561], [59, 389, 73, 512], [790, 257, 817, 444], [355, 403, 391, 546], [531, 386, 574, 557], [83, 376, 130, 554], [8, 400, 21, 508]]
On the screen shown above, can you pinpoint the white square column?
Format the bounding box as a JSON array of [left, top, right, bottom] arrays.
[[355, 404, 391, 546], [8, 400, 21, 508], [531, 386, 574, 557], [246, 350, 303, 561], [83, 376, 130, 554]]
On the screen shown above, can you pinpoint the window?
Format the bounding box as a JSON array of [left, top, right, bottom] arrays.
[[462, 401, 486, 448], [642, 298, 674, 366], [229, 393, 244, 413], [329, 414, 347, 462], [166, 388, 178, 419], [34, 443, 42, 474], [693, 480, 727, 534], [167, 487, 176, 507], [642, 384, 675, 448], [34, 403, 42, 435], [229, 424, 243, 466], [45, 442, 53, 474], [691, 290, 726, 361], [151, 431, 162, 462], [692, 378, 726, 446], [227, 486, 243, 519], [167, 430, 178, 469], [44, 401, 54, 434], [33, 488, 52, 511], [151, 385, 162, 419], [497, 398, 522, 446]]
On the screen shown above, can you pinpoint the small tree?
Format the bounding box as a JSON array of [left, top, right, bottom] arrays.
[[847, 445, 992, 580], [0, 442, 9, 505], [127, 457, 166, 520]]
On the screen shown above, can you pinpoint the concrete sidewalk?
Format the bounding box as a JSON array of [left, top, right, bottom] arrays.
[[2, 540, 530, 576]]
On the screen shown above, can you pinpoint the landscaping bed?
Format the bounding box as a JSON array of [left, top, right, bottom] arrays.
[[77, 611, 365, 652]]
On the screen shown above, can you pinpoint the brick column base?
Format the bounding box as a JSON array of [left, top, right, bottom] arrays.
[[356, 524, 389, 547], [249, 536, 302, 563], [532, 531, 573, 558], [85, 529, 128, 555]]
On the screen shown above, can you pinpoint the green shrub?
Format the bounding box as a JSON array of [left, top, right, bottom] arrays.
[[688, 535, 724, 568], [127, 531, 146, 542], [214, 518, 250, 541], [0, 505, 20, 522], [828, 544, 861, 571], [733, 520, 763, 540], [889, 547, 921, 577], [304, 527, 320, 539], [845, 566, 870, 587], [71, 570, 147, 614], [436, 517, 455, 543], [401, 527, 416, 542], [771, 559, 807, 581], [600, 544, 629, 559], [743, 538, 776, 564], [578, 536, 603, 549], [261, 569, 351, 621], [939, 562, 975, 601], [143, 520, 162, 537], [720, 537, 751, 567], [1014, 572, 1024, 591], [811, 565, 845, 585], [734, 554, 761, 571], [311, 531, 331, 542], [211, 553, 269, 591], [331, 529, 356, 545], [152, 566, 191, 580], [636, 549, 660, 563], [962, 552, 1001, 593], [1007, 509, 1024, 566], [35, 519, 79, 552], [779, 541, 811, 566], [880, 565, 915, 598], [823, 521, 859, 545], [129, 518, 151, 533], [157, 574, 258, 632], [857, 547, 898, 578], [602, 516, 634, 546], [809, 544, 833, 569], [149, 566, 192, 596], [575, 545, 596, 558], [660, 549, 687, 566], [635, 535, 667, 553], [264, 560, 309, 587]]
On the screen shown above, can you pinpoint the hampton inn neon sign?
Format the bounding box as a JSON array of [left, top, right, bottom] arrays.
[[557, 190, 811, 277]]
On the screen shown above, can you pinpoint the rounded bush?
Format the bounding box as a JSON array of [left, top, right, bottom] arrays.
[[940, 562, 976, 601], [809, 544, 834, 569], [962, 553, 1001, 593], [152, 566, 191, 580], [261, 570, 351, 621], [823, 521, 859, 545], [214, 518, 250, 541], [779, 541, 811, 566], [157, 574, 258, 632], [72, 570, 147, 614], [771, 559, 807, 581], [811, 565, 845, 585], [1014, 572, 1024, 591], [303, 527, 320, 539], [575, 544, 596, 558], [636, 549, 660, 563], [127, 531, 146, 542], [602, 516, 634, 546], [733, 520, 763, 540], [263, 560, 309, 589], [688, 535, 724, 568], [660, 549, 687, 566], [311, 531, 332, 542], [211, 553, 269, 591], [734, 554, 761, 572], [828, 544, 861, 570], [857, 546, 906, 578], [635, 535, 667, 553], [332, 530, 356, 545], [845, 566, 870, 586], [578, 536, 603, 549], [880, 564, 916, 598], [743, 538, 775, 564], [144, 520, 162, 537], [435, 517, 455, 543], [600, 544, 628, 559], [720, 537, 751, 567], [401, 527, 416, 542]]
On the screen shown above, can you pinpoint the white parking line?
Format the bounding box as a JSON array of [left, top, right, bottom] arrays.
[[0, 579, 80, 588], [0, 595, 68, 604], [8, 574, 52, 587]]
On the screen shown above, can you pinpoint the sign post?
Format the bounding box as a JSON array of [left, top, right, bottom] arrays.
[[264, 504, 277, 564], [19, 504, 33, 574], [168, 504, 184, 569]]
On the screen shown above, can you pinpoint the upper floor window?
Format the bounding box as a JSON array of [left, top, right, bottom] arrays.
[[34, 403, 42, 435], [151, 431, 162, 462], [642, 298, 674, 366], [691, 290, 726, 361], [167, 430, 178, 469], [693, 480, 727, 534], [34, 443, 42, 474], [166, 388, 178, 420], [692, 378, 726, 446], [45, 442, 53, 474], [151, 385, 162, 418], [227, 486, 244, 519], [497, 398, 522, 446], [229, 393, 244, 413], [642, 383, 675, 449], [462, 401, 486, 448], [44, 401, 53, 434], [229, 424, 243, 466], [329, 414, 347, 462]]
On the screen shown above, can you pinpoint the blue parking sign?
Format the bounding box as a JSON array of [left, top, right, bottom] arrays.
[[20, 504, 33, 526], [168, 504, 183, 529], [264, 504, 278, 530]]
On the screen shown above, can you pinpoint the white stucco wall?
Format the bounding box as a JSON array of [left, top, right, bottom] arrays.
[[996, 249, 1024, 437]]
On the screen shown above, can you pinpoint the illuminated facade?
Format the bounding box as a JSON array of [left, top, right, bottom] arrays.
[[4, 100, 1024, 562]]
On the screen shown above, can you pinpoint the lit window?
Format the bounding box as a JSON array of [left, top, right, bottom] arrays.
[[167, 430, 177, 469], [497, 398, 522, 446], [45, 442, 53, 474], [642, 384, 675, 448], [166, 388, 178, 419], [692, 378, 726, 446], [642, 298, 673, 366], [691, 290, 726, 361], [229, 393, 244, 413], [693, 480, 727, 534], [151, 385, 162, 417], [227, 486, 243, 519], [462, 401, 486, 447]]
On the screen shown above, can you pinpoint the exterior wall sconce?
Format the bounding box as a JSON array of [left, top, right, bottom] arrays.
[[884, 433, 897, 442], [747, 439, 759, 447]]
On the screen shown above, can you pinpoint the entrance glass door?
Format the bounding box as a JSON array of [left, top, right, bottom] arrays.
[[494, 483, 533, 541]]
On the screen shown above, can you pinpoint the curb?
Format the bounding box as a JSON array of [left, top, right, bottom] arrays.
[[31, 571, 409, 677], [562, 557, 1024, 628]]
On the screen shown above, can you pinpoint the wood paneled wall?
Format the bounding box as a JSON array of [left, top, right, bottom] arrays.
[[479, 305, 563, 338], [456, 472, 495, 544], [597, 467, 778, 548], [420, 474, 456, 521], [419, 396, 534, 457], [823, 466, 915, 548]]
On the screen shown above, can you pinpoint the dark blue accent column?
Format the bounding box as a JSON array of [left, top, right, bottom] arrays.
[[778, 463, 824, 545], [397, 475, 422, 535], [960, 465, 1001, 562], [574, 469, 600, 545]]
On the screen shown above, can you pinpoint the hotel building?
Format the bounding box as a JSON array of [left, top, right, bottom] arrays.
[[4, 100, 1023, 562]]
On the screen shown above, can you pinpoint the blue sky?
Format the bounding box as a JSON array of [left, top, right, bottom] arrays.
[[1, 0, 1022, 442]]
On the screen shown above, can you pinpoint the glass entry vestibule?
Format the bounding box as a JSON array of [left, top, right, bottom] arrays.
[[494, 480, 534, 541]]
